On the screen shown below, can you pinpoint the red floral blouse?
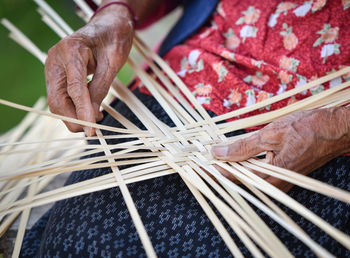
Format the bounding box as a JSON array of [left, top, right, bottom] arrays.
[[138, 0, 350, 124]]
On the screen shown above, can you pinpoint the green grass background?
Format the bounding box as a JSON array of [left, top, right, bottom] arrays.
[[0, 0, 133, 133]]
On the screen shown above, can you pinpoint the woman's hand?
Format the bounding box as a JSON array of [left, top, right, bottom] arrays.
[[212, 107, 350, 192], [45, 4, 134, 136]]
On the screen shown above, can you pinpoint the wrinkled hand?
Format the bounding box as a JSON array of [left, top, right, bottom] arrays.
[[212, 107, 350, 192], [45, 6, 134, 136]]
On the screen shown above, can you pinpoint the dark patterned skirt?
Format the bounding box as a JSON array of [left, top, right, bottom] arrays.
[[21, 90, 350, 257]]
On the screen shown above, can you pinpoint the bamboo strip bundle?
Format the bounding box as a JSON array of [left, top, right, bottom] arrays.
[[1, 1, 350, 257]]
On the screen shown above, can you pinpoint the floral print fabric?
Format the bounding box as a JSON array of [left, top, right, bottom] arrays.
[[140, 0, 350, 123]]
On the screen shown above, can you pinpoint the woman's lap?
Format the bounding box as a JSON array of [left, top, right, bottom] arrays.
[[21, 90, 350, 257]]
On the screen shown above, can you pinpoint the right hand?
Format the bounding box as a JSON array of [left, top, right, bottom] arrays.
[[45, 5, 134, 136]]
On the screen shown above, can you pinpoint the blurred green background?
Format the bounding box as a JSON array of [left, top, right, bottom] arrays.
[[0, 0, 133, 134]]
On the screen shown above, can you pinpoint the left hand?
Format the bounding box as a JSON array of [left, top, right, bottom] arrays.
[[211, 107, 350, 192]]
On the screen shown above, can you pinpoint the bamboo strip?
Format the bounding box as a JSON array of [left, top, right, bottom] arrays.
[[38, 8, 68, 38], [12, 180, 37, 257], [218, 79, 350, 134], [33, 0, 74, 35], [244, 159, 350, 203], [133, 41, 202, 123], [190, 157, 333, 256], [188, 160, 291, 257], [239, 179, 328, 257], [0, 170, 175, 219], [180, 164, 266, 257], [0, 99, 148, 135], [73, 0, 94, 19], [1, 19, 47, 63], [96, 129, 157, 257], [221, 161, 350, 249], [180, 177, 244, 258], [214, 67, 350, 121]]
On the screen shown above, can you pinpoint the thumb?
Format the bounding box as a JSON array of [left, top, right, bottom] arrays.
[[211, 134, 264, 161]]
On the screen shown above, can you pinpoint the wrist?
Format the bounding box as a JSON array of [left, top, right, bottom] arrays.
[[99, 0, 162, 24], [90, 2, 135, 29]]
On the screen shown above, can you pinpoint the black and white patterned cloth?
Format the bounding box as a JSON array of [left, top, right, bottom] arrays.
[[21, 90, 350, 257]]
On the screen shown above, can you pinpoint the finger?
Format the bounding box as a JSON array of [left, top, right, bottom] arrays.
[[211, 134, 265, 161], [265, 151, 275, 164], [65, 58, 96, 136], [45, 55, 82, 133], [88, 52, 119, 121]]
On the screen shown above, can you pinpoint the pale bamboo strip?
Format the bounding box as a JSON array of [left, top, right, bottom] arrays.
[[0, 175, 57, 213], [92, 0, 102, 5], [33, 0, 74, 35], [5, 164, 175, 213], [4, 150, 163, 178], [73, 0, 94, 19], [0, 175, 52, 199], [134, 36, 223, 141], [1, 19, 47, 63], [0, 141, 165, 156], [0, 99, 148, 135], [0, 170, 175, 218], [106, 80, 245, 257], [244, 159, 350, 203], [189, 160, 291, 258], [102, 103, 141, 130], [192, 150, 291, 256], [0, 179, 29, 221], [302, 88, 350, 110], [224, 186, 292, 257], [219, 80, 350, 134], [192, 157, 332, 256], [128, 59, 195, 148], [110, 83, 164, 135], [12, 180, 37, 258], [239, 180, 327, 257], [0, 114, 61, 173], [96, 129, 157, 257], [4, 148, 109, 179], [223, 161, 350, 249], [180, 164, 265, 258], [38, 8, 68, 38], [189, 67, 350, 128], [133, 41, 202, 122], [1, 154, 170, 182], [162, 152, 256, 256], [0, 212, 19, 237], [0, 181, 17, 197], [180, 177, 244, 258], [0, 133, 152, 148], [1, 134, 160, 178], [0, 98, 45, 167]]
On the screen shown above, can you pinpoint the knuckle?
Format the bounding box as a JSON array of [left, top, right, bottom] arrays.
[[47, 45, 57, 57], [67, 83, 84, 102]]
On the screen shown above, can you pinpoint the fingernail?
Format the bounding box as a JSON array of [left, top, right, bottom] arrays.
[[83, 127, 91, 136], [211, 145, 229, 158]]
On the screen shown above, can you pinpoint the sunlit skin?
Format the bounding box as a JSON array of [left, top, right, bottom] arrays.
[[45, 0, 350, 191]]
